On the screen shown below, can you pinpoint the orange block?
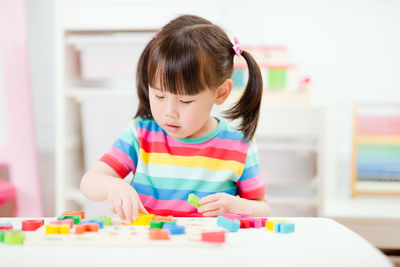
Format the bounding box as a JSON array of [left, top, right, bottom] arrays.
[[154, 215, 174, 222], [75, 223, 99, 234], [63, 211, 85, 219], [149, 229, 170, 240]]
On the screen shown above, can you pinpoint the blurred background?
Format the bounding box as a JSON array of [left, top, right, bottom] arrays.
[[0, 0, 399, 264]]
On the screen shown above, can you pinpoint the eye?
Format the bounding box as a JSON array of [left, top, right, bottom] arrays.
[[180, 100, 194, 104], [155, 95, 164, 99]]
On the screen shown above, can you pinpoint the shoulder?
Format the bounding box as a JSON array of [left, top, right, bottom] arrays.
[[217, 119, 253, 145]]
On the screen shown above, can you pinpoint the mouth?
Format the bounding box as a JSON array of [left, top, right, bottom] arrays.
[[165, 124, 181, 133]]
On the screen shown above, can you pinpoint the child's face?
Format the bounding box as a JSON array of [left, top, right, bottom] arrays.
[[148, 86, 218, 139]]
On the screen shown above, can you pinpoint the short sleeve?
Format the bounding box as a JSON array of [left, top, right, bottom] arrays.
[[99, 120, 140, 178], [236, 139, 267, 199]]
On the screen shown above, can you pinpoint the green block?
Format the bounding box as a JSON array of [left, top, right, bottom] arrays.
[[268, 69, 286, 89], [149, 220, 163, 229], [4, 231, 25, 245], [0, 231, 4, 242], [57, 215, 80, 224], [188, 193, 201, 209], [91, 216, 112, 225]]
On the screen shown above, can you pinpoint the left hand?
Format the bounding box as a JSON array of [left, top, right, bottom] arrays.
[[197, 193, 239, 217]]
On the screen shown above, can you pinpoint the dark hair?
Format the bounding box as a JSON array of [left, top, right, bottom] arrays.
[[135, 15, 262, 140]]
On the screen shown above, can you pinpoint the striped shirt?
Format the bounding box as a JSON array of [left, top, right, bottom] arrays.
[[100, 117, 266, 217]]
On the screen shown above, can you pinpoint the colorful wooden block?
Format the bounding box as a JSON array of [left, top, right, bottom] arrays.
[[57, 215, 80, 224], [62, 211, 85, 219], [0, 224, 13, 230], [220, 213, 241, 220], [239, 218, 250, 228], [266, 220, 290, 233], [50, 219, 74, 229], [149, 220, 163, 229], [201, 231, 225, 243], [187, 193, 201, 209], [149, 229, 170, 240], [162, 224, 185, 235], [22, 219, 44, 231], [81, 219, 104, 229], [217, 216, 240, 232], [90, 216, 112, 225], [261, 218, 268, 227], [0, 230, 4, 242], [249, 218, 262, 228], [266, 220, 275, 232], [75, 223, 99, 234], [3, 231, 25, 245], [279, 222, 295, 234], [131, 214, 155, 225], [45, 224, 70, 234]]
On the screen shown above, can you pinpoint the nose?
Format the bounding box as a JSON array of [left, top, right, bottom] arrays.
[[164, 98, 179, 119]]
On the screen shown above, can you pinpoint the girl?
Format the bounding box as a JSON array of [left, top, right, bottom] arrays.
[[80, 15, 269, 222]]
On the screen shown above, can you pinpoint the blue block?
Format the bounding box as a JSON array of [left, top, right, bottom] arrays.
[[81, 219, 104, 229], [162, 224, 185, 235], [0, 222, 12, 227], [279, 222, 295, 234], [217, 216, 240, 232]]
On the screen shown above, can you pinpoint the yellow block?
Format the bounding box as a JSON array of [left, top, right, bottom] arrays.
[[59, 224, 70, 234], [45, 224, 59, 234], [131, 214, 155, 225], [266, 220, 288, 232]]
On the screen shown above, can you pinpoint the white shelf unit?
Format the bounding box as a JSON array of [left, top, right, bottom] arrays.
[[54, 0, 339, 217]]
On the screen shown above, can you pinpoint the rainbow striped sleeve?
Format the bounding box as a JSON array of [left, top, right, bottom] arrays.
[[100, 120, 140, 178], [236, 140, 267, 199]]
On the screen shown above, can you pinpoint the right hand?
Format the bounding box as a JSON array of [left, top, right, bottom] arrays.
[[107, 179, 148, 223]]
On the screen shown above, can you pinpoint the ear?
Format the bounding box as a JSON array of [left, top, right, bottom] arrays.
[[215, 79, 233, 105]]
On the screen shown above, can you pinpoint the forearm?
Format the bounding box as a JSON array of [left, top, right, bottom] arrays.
[[80, 170, 123, 201], [234, 196, 270, 217]]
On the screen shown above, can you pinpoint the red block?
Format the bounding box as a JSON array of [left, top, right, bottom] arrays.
[[22, 220, 44, 231], [201, 231, 225, 243], [0, 225, 13, 230], [239, 218, 250, 228]]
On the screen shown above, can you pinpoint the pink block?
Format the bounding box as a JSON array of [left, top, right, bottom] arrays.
[[220, 213, 241, 220], [261, 218, 268, 227], [249, 218, 262, 228], [50, 219, 73, 229], [230, 212, 251, 218]]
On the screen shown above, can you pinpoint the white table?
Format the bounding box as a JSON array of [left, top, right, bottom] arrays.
[[0, 217, 392, 267]]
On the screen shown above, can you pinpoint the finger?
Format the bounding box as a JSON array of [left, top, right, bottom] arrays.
[[108, 200, 117, 214], [198, 193, 221, 205], [122, 197, 133, 223], [116, 200, 126, 221], [202, 208, 221, 217], [198, 201, 221, 214]]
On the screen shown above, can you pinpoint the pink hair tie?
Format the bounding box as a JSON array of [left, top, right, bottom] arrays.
[[232, 37, 242, 56], [154, 29, 161, 38]]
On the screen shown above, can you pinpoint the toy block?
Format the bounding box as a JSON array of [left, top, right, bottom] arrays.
[[239, 218, 250, 228], [261, 218, 268, 227], [149, 220, 163, 229], [162, 224, 185, 235], [266, 220, 288, 232], [62, 211, 84, 219], [154, 215, 174, 222], [90, 216, 112, 225], [75, 223, 99, 234], [162, 220, 176, 225], [279, 222, 295, 234], [3, 231, 25, 245], [229, 213, 250, 218], [81, 219, 104, 229], [0, 230, 4, 242], [201, 231, 225, 243], [249, 218, 262, 228], [149, 229, 170, 240], [50, 219, 74, 229], [266, 220, 275, 231], [57, 215, 80, 224], [217, 216, 240, 232], [220, 213, 241, 220], [22, 220, 44, 231], [187, 193, 201, 208], [0, 222, 13, 230], [131, 213, 155, 225], [45, 224, 70, 234]]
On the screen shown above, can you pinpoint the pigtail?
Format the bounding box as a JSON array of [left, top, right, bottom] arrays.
[[225, 50, 263, 140], [135, 39, 153, 119]]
